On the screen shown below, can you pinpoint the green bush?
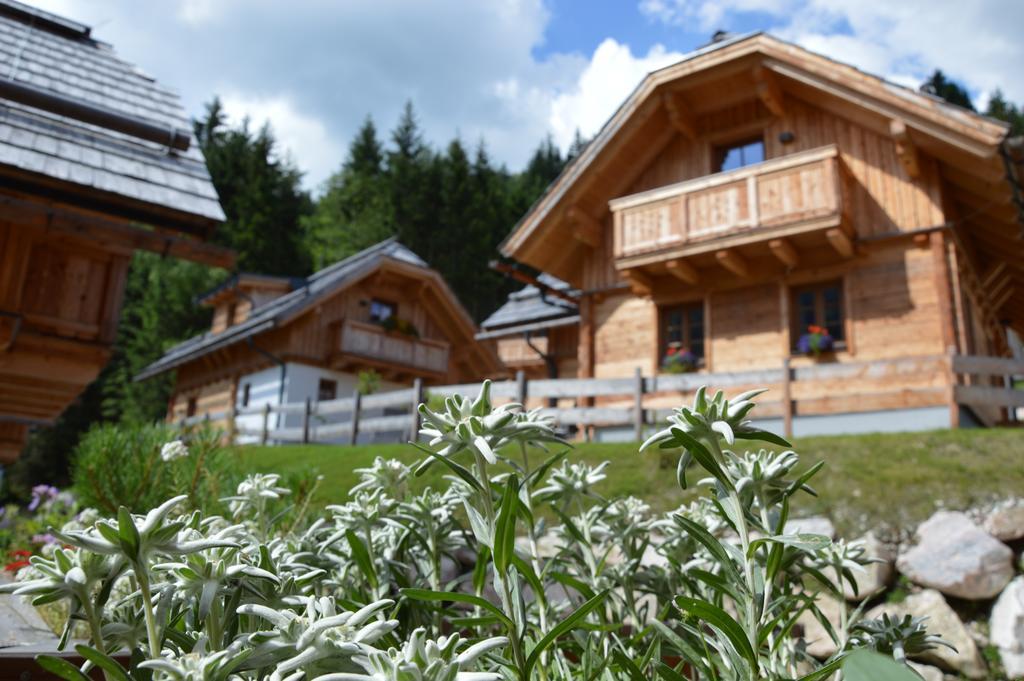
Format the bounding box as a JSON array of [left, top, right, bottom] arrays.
[[70, 421, 240, 515]]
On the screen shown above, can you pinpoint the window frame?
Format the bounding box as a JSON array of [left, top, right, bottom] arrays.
[[369, 298, 397, 324], [241, 383, 251, 408], [712, 135, 766, 174], [317, 378, 338, 402], [658, 300, 706, 366], [789, 279, 847, 354]]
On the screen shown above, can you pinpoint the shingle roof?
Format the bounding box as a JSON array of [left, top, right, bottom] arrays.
[[136, 239, 430, 380], [0, 1, 224, 225], [479, 274, 578, 333]]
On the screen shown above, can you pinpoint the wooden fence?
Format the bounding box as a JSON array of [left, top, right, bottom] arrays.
[[178, 353, 1023, 444]]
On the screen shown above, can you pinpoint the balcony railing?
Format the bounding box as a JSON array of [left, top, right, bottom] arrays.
[[338, 319, 450, 375], [610, 145, 843, 262]]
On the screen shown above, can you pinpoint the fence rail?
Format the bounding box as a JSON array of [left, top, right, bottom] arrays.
[[177, 353, 1023, 444]]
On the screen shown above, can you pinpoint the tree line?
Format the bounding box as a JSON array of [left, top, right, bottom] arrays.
[[5, 70, 1022, 495]]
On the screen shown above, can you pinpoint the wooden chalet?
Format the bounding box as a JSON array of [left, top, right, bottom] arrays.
[[500, 32, 1024, 435], [138, 239, 501, 441], [0, 1, 230, 462]]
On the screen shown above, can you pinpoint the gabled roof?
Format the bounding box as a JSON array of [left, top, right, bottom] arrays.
[[501, 32, 1016, 285], [0, 0, 224, 231], [136, 239, 481, 380], [478, 274, 578, 339]]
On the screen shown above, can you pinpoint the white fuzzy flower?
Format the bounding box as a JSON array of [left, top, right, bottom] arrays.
[[160, 439, 190, 462]]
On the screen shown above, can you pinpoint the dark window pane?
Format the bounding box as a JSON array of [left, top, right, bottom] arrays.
[[370, 299, 396, 323], [716, 138, 765, 172], [318, 379, 337, 402]]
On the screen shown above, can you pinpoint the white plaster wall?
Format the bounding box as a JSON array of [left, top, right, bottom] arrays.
[[235, 365, 285, 445]]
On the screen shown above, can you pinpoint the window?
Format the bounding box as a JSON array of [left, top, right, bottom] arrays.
[[714, 137, 765, 173], [369, 299, 396, 324], [660, 302, 705, 361], [791, 281, 845, 350], [241, 383, 251, 408], [318, 378, 338, 402], [186, 397, 197, 417]]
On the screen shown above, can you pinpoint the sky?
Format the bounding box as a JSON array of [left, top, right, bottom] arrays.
[[28, 0, 1024, 192]]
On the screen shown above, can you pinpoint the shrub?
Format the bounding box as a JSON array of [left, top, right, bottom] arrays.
[[70, 421, 240, 516], [7, 385, 944, 681]]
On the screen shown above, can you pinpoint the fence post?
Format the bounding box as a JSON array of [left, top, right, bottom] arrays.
[[349, 389, 362, 446], [302, 397, 312, 444], [633, 366, 644, 441], [781, 357, 793, 440], [515, 370, 527, 405], [260, 402, 271, 445], [947, 345, 960, 428], [227, 405, 236, 445], [410, 378, 423, 442]]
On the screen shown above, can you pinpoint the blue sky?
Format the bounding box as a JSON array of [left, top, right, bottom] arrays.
[[29, 0, 1024, 190]]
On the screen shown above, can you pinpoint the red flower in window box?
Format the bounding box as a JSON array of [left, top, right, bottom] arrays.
[[797, 325, 834, 356], [661, 346, 698, 374]]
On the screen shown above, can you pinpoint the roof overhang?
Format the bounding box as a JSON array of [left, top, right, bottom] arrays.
[[500, 32, 1013, 288]]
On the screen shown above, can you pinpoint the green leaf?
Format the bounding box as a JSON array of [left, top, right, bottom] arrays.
[[796, 656, 846, 680], [673, 514, 741, 584], [510, 553, 545, 607], [655, 662, 689, 681], [784, 461, 825, 499], [117, 507, 140, 560], [675, 450, 692, 491], [842, 650, 921, 681], [549, 570, 596, 601], [748, 533, 833, 558], [525, 448, 571, 488], [410, 441, 483, 492], [612, 650, 646, 681], [734, 428, 792, 448], [669, 428, 733, 492], [35, 656, 91, 681], [345, 530, 378, 591], [675, 595, 757, 671], [401, 588, 514, 631], [493, 476, 519, 573], [74, 645, 130, 681], [525, 590, 608, 678]]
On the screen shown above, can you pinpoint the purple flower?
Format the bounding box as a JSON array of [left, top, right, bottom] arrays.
[[28, 484, 59, 512], [31, 533, 56, 545]]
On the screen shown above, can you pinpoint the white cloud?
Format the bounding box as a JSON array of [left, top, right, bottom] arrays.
[[639, 0, 1024, 110], [548, 39, 685, 149], [219, 93, 344, 190]]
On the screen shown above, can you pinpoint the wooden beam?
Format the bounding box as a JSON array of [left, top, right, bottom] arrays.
[[982, 262, 1009, 289], [768, 238, 799, 268], [568, 206, 603, 248], [825, 228, 855, 258], [889, 119, 921, 179], [715, 249, 749, 277], [661, 93, 697, 140], [752, 63, 785, 117], [622, 269, 653, 296], [665, 258, 699, 284]]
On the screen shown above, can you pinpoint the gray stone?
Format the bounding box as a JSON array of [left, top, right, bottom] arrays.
[[990, 576, 1024, 678], [908, 661, 944, 681], [984, 499, 1024, 542], [867, 589, 987, 679], [784, 516, 836, 539], [796, 592, 842, 659], [897, 511, 1014, 600], [844, 531, 895, 601]]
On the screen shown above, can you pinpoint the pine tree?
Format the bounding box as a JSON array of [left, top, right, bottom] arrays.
[[920, 70, 975, 111], [303, 116, 393, 268], [986, 90, 1024, 136]]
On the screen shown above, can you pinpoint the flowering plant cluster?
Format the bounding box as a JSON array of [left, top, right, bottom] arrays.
[[797, 324, 835, 356], [4, 383, 940, 681], [661, 345, 699, 374]]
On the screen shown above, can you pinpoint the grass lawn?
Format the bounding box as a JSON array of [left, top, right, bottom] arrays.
[[236, 428, 1024, 537]]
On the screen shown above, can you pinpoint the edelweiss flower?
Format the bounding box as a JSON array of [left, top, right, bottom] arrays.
[[160, 440, 190, 462]]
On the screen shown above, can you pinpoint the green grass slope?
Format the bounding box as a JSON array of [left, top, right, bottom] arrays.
[[237, 427, 1024, 536]]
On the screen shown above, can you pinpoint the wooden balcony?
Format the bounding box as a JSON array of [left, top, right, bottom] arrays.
[[610, 145, 846, 268], [336, 319, 450, 377]]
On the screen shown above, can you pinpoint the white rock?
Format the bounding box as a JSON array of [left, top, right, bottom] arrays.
[[796, 592, 842, 659], [845, 531, 895, 601], [867, 589, 987, 679], [897, 511, 1014, 600], [907, 661, 944, 681], [784, 516, 836, 539], [991, 576, 1024, 678], [985, 499, 1024, 542]]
